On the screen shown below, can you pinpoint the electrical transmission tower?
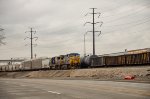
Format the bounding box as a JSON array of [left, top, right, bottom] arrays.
[[24, 28, 38, 59], [84, 8, 103, 55]]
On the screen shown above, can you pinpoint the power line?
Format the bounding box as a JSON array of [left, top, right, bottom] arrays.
[[104, 4, 150, 23], [101, 0, 149, 18], [104, 17, 150, 27], [103, 19, 150, 34]]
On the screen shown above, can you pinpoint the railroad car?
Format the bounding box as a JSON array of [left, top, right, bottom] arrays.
[[21, 60, 32, 70], [90, 56, 104, 67], [104, 55, 126, 66], [8, 65, 12, 71], [68, 53, 80, 68], [50, 57, 56, 69], [0, 65, 5, 71], [58, 55, 66, 69], [66, 53, 80, 69], [14, 64, 21, 71], [49, 53, 80, 69], [32, 59, 42, 70], [5, 65, 9, 71], [8, 65, 14, 71], [55, 56, 63, 69], [80, 55, 98, 68], [42, 58, 50, 69], [50, 53, 80, 69], [2, 66, 6, 71], [50, 56, 61, 69], [1, 66, 5, 71], [126, 52, 150, 65], [1, 49, 149, 72], [81, 51, 150, 68], [21, 59, 42, 70]]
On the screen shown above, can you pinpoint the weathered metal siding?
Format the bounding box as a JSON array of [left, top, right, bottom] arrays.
[[42, 59, 50, 69], [91, 57, 104, 67], [104, 52, 150, 66], [13, 64, 20, 71], [22, 60, 32, 70], [32, 59, 42, 69], [104, 55, 126, 66], [126, 52, 150, 65]]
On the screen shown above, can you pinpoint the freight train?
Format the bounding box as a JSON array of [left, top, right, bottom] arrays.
[[0, 53, 80, 71], [81, 51, 150, 68], [0, 48, 150, 72]]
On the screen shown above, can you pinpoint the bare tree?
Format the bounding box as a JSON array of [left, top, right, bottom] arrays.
[[0, 28, 5, 45]]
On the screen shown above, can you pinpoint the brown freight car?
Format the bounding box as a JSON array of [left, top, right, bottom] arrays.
[[104, 55, 126, 66], [104, 52, 150, 66], [126, 52, 150, 65]]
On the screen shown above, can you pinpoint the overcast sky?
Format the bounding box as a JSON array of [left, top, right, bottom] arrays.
[[0, 0, 150, 59]]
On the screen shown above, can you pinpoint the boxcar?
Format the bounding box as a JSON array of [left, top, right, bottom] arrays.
[[13, 64, 21, 71], [21, 60, 32, 70], [104, 55, 126, 66], [126, 52, 150, 65], [42, 58, 50, 69], [32, 59, 42, 70], [8, 65, 13, 71]]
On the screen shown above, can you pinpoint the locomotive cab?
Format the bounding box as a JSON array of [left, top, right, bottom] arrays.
[[63, 53, 80, 69]]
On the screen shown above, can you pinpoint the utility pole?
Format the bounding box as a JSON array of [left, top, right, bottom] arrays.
[[25, 28, 38, 59], [84, 8, 103, 55], [92, 8, 95, 55]]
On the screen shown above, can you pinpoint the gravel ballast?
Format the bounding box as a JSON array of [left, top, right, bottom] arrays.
[[0, 66, 150, 82]]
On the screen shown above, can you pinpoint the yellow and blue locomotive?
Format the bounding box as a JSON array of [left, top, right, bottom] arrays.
[[50, 53, 80, 69]]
